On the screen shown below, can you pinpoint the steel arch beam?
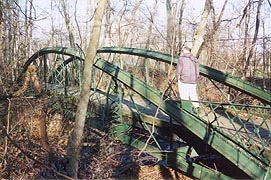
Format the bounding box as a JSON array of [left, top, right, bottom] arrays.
[[93, 57, 270, 179], [20, 46, 271, 105], [21, 47, 84, 76], [97, 47, 271, 105], [20, 46, 271, 179]]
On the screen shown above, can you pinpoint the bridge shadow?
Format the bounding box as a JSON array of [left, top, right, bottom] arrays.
[[160, 99, 251, 179], [94, 88, 168, 119], [111, 94, 250, 178], [92, 67, 253, 178], [98, 90, 187, 179], [94, 86, 268, 178]]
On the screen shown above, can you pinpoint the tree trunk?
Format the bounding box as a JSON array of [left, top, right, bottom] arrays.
[[142, 0, 157, 83], [103, 3, 111, 46], [243, 0, 263, 78], [240, 1, 251, 78], [177, 0, 185, 54], [66, 0, 108, 178], [50, 0, 55, 47], [24, 0, 29, 57], [206, 0, 228, 66], [28, 0, 33, 56], [166, 0, 174, 53], [262, 22, 267, 88], [0, 1, 3, 71], [23, 0, 33, 59], [74, 0, 82, 47], [60, 0, 75, 48], [165, 0, 174, 72], [191, 0, 212, 57]]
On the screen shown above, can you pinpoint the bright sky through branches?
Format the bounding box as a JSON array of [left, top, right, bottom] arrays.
[[22, 0, 270, 41]]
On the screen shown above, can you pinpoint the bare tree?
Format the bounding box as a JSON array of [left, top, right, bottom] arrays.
[[203, 0, 228, 66], [0, 1, 5, 90], [166, 0, 174, 54], [60, 0, 75, 48], [165, 0, 177, 73], [191, 0, 213, 57], [243, 0, 263, 78], [0, 1, 3, 71], [66, 0, 108, 178], [0, 0, 24, 81], [103, 2, 111, 46], [177, 0, 185, 54], [141, 0, 158, 83], [116, 0, 142, 48], [239, 1, 251, 78], [262, 21, 268, 88], [74, 0, 83, 47], [24, 0, 34, 58]]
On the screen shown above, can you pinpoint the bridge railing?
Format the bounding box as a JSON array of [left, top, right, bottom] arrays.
[[20, 46, 271, 179], [193, 101, 271, 164], [31, 54, 83, 95], [95, 47, 271, 166]]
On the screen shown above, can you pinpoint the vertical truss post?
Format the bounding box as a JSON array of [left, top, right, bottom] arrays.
[[144, 57, 150, 84], [105, 78, 123, 123], [43, 54, 48, 92]]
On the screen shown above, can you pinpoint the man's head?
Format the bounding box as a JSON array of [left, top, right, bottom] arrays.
[[182, 46, 191, 54]]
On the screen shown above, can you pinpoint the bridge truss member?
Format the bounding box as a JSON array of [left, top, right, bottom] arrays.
[[176, 46, 200, 112]]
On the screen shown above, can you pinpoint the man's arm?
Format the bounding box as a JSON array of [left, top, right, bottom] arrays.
[[195, 61, 200, 80], [176, 57, 183, 80]]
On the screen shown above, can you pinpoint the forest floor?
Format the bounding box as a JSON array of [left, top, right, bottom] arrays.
[[2, 76, 266, 179], [0, 96, 193, 180]]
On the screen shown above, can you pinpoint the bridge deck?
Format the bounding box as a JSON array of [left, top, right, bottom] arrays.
[[92, 88, 271, 148], [118, 95, 271, 150], [21, 46, 271, 179]]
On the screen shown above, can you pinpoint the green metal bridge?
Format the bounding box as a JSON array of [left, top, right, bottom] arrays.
[[21, 47, 271, 179]]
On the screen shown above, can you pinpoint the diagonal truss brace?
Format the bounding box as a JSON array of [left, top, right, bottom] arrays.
[[94, 57, 270, 180]]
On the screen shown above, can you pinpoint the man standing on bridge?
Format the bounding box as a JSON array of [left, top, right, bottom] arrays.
[[176, 46, 200, 112]]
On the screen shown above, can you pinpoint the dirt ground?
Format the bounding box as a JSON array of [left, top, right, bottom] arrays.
[[0, 97, 193, 179]]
